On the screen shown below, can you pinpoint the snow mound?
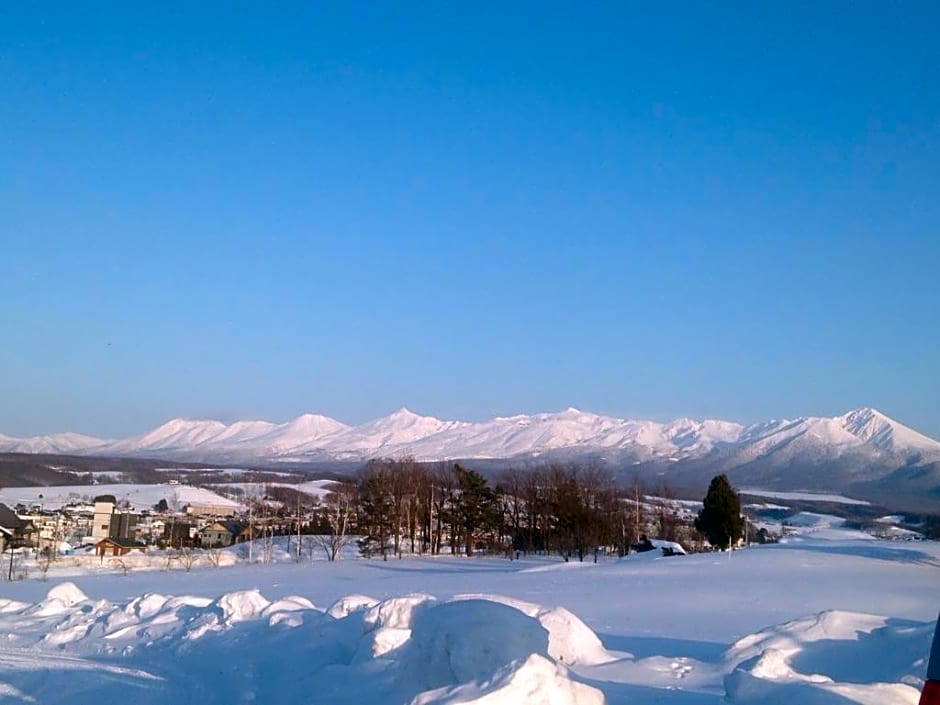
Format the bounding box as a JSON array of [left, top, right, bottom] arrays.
[[357, 593, 437, 658], [216, 589, 271, 623], [263, 595, 316, 615], [32, 582, 89, 615], [44, 582, 89, 606], [452, 593, 613, 665], [413, 653, 605, 705], [363, 592, 436, 631], [124, 592, 171, 620], [0, 598, 29, 614], [727, 611, 888, 661], [402, 599, 552, 690], [327, 593, 379, 619], [725, 610, 931, 704], [537, 607, 613, 666], [0, 588, 607, 705]]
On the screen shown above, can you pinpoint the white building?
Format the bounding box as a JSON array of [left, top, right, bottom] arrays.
[[88, 495, 138, 544], [92, 495, 117, 542]]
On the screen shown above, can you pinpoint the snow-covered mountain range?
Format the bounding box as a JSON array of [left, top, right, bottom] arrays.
[[5, 406, 940, 508], [2, 406, 938, 468]]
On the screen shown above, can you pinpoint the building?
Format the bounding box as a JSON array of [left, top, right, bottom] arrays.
[[90, 495, 139, 543], [23, 512, 66, 553], [91, 495, 117, 542], [94, 537, 146, 557], [184, 503, 237, 518], [0, 504, 35, 553], [163, 519, 198, 548], [198, 520, 244, 548]]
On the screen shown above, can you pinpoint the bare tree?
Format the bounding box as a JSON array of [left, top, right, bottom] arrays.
[[496, 468, 526, 558], [628, 476, 646, 549], [314, 483, 356, 561], [654, 482, 681, 542], [38, 549, 52, 581], [206, 547, 224, 567], [260, 499, 275, 565], [521, 465, 550, 555], [6, 542, 16, 581], [178, 547, 199, 572], [431, 462, 455, 556], [294, 491, 305, 562]]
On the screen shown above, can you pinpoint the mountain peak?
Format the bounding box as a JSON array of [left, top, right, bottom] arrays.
[[282, 413, 348, 432], [385, 407, 436, 422], [157, 417, 225, 430], [841, 407, 887, 422], [291, 412, 342, 424], [839, 407, 893, 432], [839, 407, 939, 455]]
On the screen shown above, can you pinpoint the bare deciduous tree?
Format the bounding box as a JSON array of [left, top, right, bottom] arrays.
[[314, 484, 356, 561], [178, 547, 199, 572], [206, 547, 223, 567], [38, 549, 52, 581]]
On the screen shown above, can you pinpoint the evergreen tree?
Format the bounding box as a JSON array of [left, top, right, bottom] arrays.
[[357, 468, 394, 560], [694, 474, 743, 549], [450, 464, 498, 557]]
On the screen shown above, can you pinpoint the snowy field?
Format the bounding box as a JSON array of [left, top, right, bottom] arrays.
[[0, 519, 938, 704], [206, 479, 339, 499], [738, 489, 872, 505], [0, 484, 240, 511]]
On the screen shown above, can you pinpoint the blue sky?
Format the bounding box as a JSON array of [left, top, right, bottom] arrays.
[[1, 2, 938, 438]]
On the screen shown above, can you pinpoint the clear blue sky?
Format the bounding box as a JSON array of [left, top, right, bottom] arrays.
[[2, 2, 938, 439]]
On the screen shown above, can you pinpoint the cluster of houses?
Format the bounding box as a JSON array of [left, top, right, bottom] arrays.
[[0, 491, 248, 559]]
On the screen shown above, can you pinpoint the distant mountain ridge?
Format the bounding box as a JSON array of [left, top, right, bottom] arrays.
[[3, 406, 937, 467], [5, 406, 940, 509]]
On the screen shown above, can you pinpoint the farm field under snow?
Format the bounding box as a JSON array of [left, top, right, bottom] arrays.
[[204, 479, 339, 499], [0, 484, 240, 512], [737, 489, 872, 505], [0, 518, 938, 704]]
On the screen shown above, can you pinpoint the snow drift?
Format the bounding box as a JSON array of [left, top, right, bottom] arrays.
[[724, 610, 932, 705], [0, 579, 935, 705], [0, 584, 604, 705]]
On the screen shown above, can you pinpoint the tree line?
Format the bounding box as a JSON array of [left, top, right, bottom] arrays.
[[222, 462, 748, 561], [350, 458, 709, 561]]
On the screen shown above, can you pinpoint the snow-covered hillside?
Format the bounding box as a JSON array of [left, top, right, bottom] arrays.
[[0, 521, 937, 704], [0, 483, 240, 512], [0, 431, 109, 455]]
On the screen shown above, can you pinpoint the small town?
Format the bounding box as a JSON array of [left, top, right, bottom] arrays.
[[0, 481, 331, 577]]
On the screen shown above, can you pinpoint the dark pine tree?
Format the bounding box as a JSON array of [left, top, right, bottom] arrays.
[[694, 474, 743, 550], [451, 464, 498, 557]]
